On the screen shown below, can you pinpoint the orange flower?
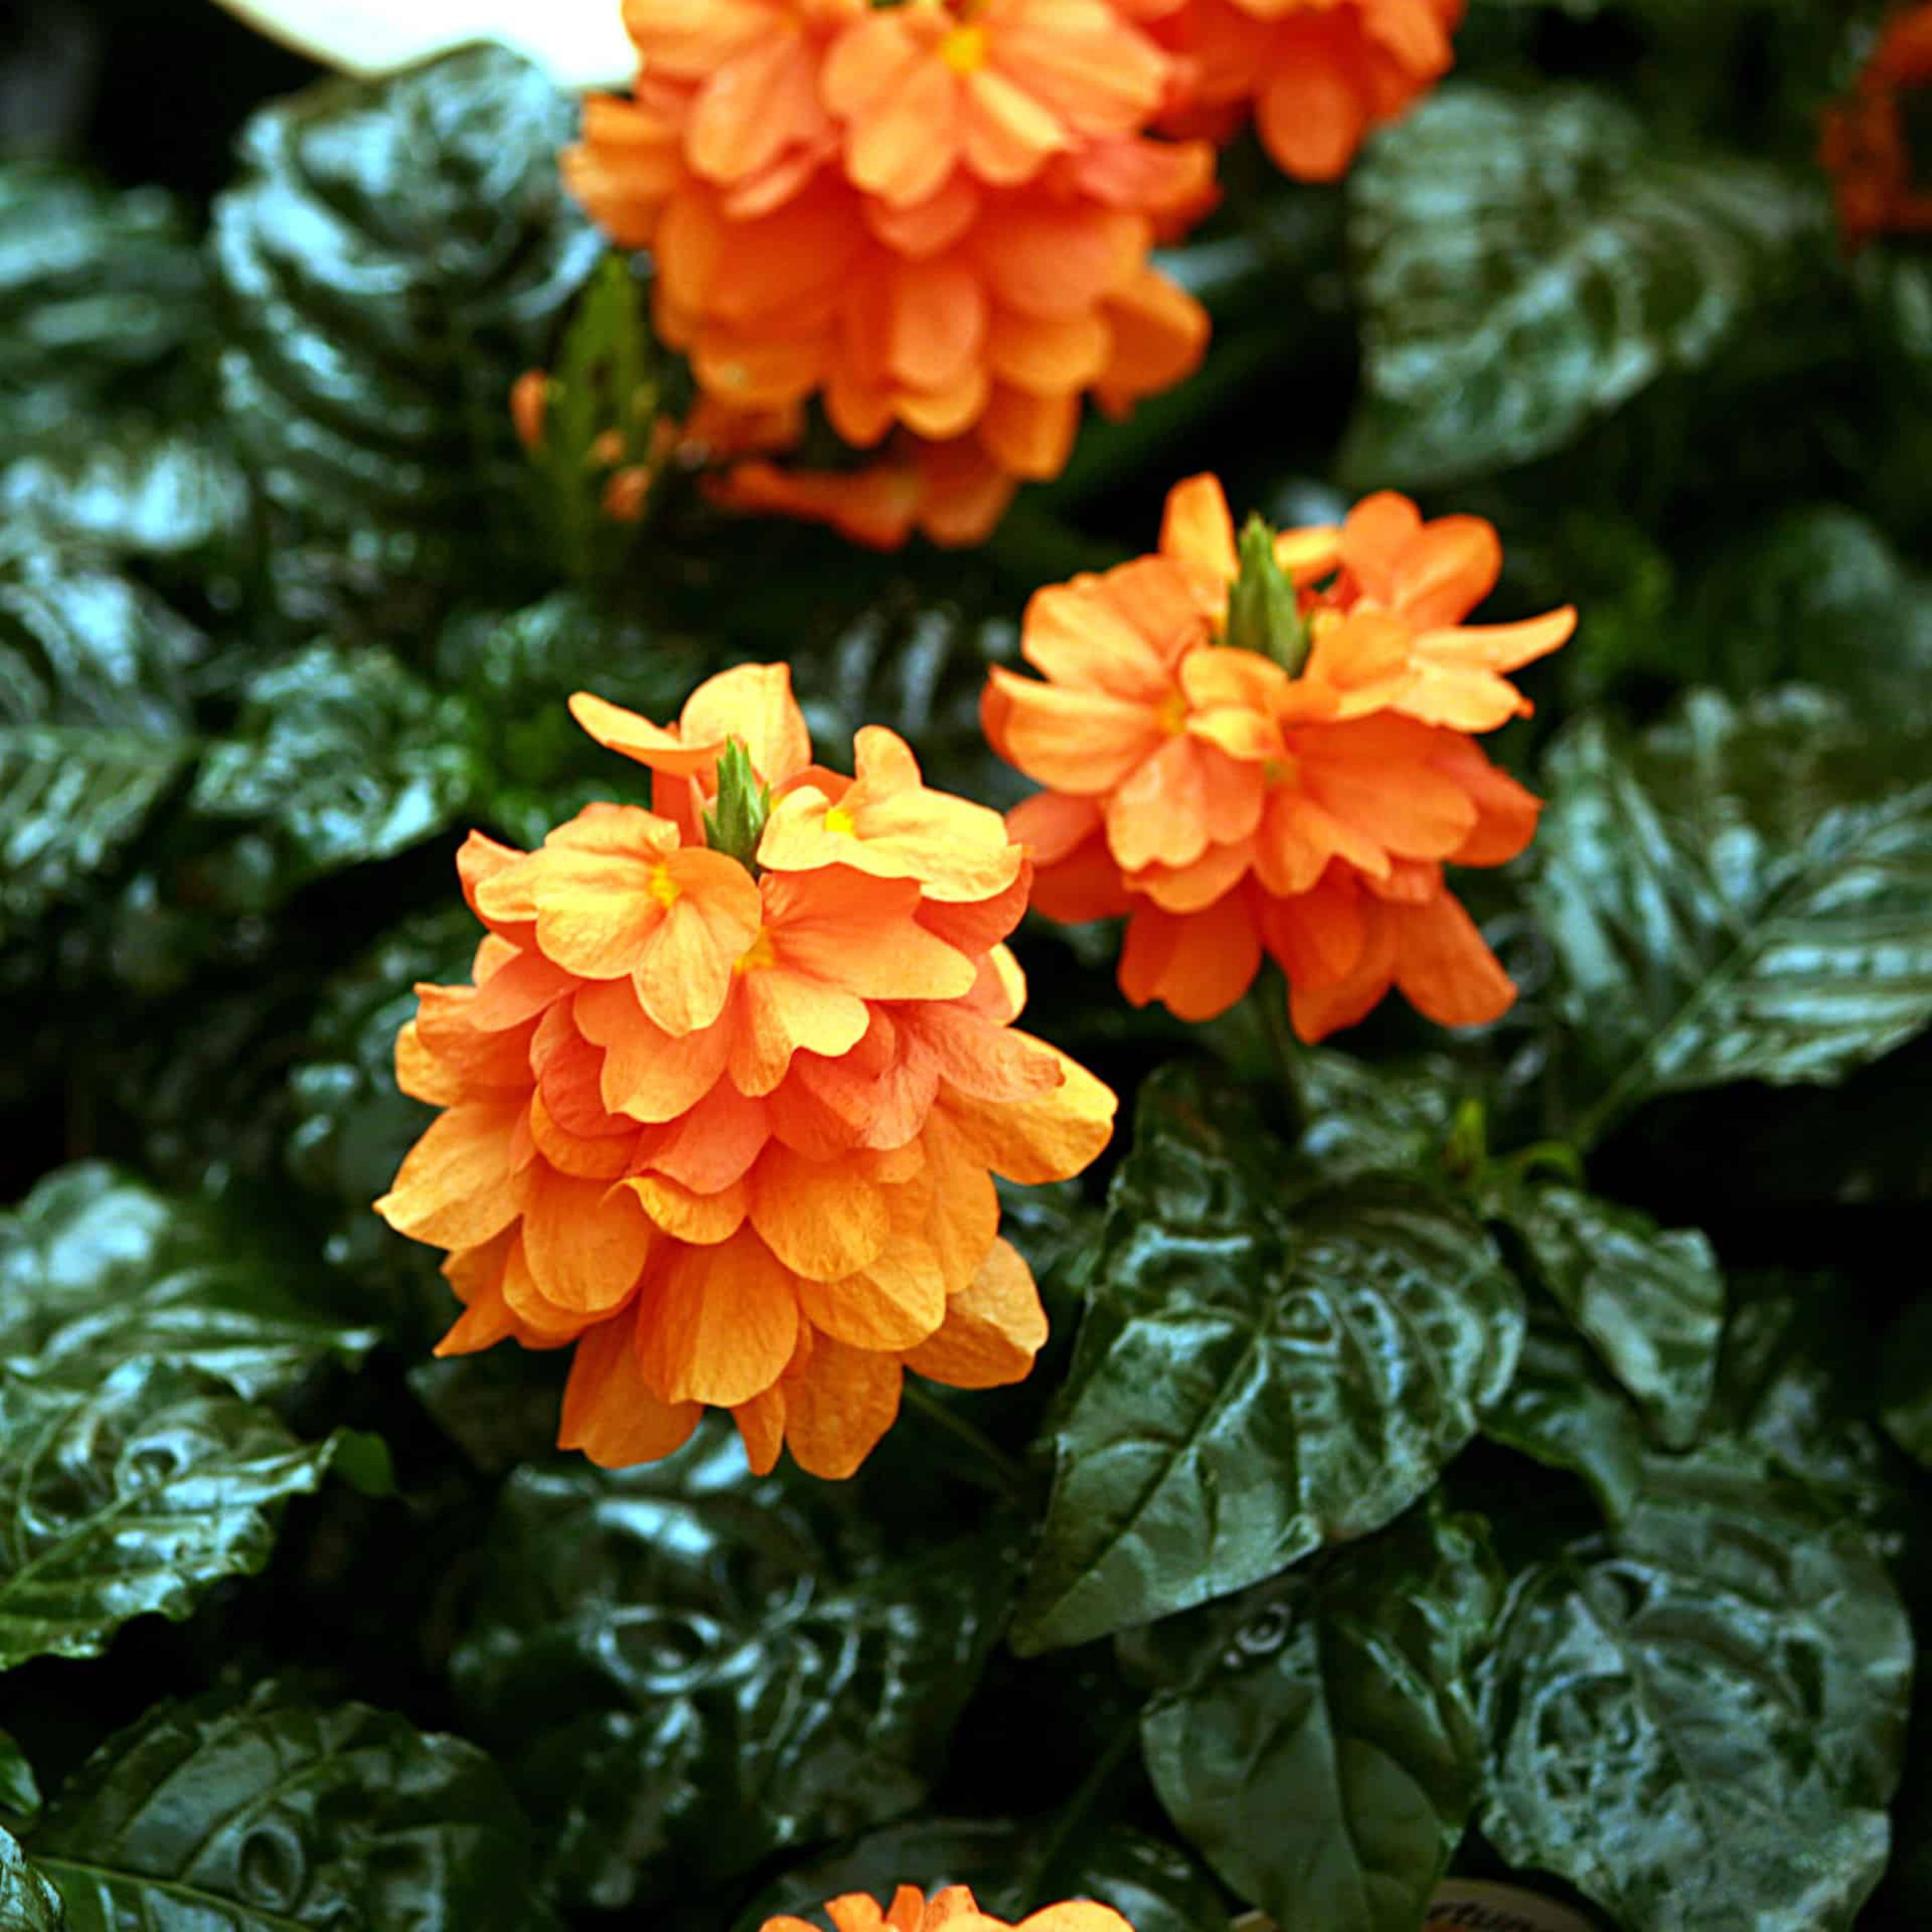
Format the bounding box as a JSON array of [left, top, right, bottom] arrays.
[[562, 0, 1215, 539], [376, 663, 1116, 1479], [1822, 7, 1932, 252], [983, 474, 1574, 1041], [1135, 0, 1464, 181], [763, 1883, 1134, 1932]]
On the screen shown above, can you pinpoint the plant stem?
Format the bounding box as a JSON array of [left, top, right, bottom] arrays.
[[1023, 1714, 1142, 1903], [1252, 965, 1307, 1122], [900, 1381, 1028, 1500]]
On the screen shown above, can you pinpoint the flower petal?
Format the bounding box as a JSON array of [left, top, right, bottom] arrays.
[[902, 1236, 1048, 1388], [637, 1226, 801, 1406]]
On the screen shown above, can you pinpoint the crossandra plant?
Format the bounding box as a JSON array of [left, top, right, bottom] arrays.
[[3, 3, 1932, 1930]]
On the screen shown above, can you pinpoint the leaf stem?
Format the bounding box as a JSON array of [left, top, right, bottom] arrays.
[[900, 1381, 1027, 1500], [1022, 1713, 1141, 1905]]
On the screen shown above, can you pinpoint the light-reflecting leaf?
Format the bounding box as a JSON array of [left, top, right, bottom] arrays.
[[1345, 86, 1819, 484], [1480, 1447, 1912, 1932], [451, 1424, 1015, 1909], [0, 1361, 348, 1670], [188, 643, 479, 907], [0, 1163, 374, 1399], [0, 1827, 61, 1932], [1531, 688, 1932, 1143], [28, 1681, 556, 1931], [1013, 1065, 1522, 1654], [211, 45, 600, 611], [0, 1732, 38, 1831], [1488, 1182, 1723, 1448], [1139, 1505, 1500, 1932]]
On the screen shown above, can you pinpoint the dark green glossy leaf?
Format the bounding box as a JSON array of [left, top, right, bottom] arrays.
[[1014, 1066, 1522, 1654], [27, 1680, 556, 1931], [1478, 1299, 1645, 1520], [0, 164, 208, 444], [1680, 508, 1932, 726], [0, 1828, 61, 1932], [741, 1819, 1227, 1932], [0, 1361, 349, 1669], [188, 643, 479, 907], [0, 531, 203, 946], [0, 1163, 375, 1398], [1880, 1297, 1932, 1471], [0, 426, 247, 561], [1488, 1182, 1723, 1448], [1290, 1050, 1464, 1190], [1531, 688, 1932, 1144], [434, 590, 704, 847], [1139, 1504, 1500, 1932], [1480, 1447, 1912, 1932], [0, 1732, 38, 1831], [211, 46, 600, 608], [1344, 86, 1819, 484], [451, 1424, 1014, 1909]]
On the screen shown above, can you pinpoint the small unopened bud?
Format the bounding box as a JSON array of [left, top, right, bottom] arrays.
[[587, 428, 626, 468], [511, 370, 550, 452], [602, 466, 654, 523], [702, 738, 772, 874], [1226, 513, 1310, 677]]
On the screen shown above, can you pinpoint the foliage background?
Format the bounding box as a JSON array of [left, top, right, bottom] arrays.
[[2, 1, 1931, 1928]]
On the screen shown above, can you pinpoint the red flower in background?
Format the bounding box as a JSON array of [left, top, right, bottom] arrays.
[[1822, 6, 1932, 251]]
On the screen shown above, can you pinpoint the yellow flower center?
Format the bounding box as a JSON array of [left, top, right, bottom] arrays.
[[824, 805, 858, 836], [1156, 689, 1189, 737], [940, 23, 988, 72], [647, 861, 682, 909], [735, 929, 779, 975]]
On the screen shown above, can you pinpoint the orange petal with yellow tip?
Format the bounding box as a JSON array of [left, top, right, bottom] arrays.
[[939, 1037, 1117, 1183], [902, 1236, 1048, 1389], [635, 1226, 800, 1406], [780, 1330, 903, 1479], [1159, 473, 1238, 582], [961, 65, 1068, 183], [1415, 607, 1578, 673], [624, 1172, 750, 1246], [395, 1021, 461, 1108], [521, 1169, 651, 1315], [568, 690, 701, 773], [374, 1100, 527, 1250], [558, 1312, 703, 1469], [749, 1142, 890, 1281]]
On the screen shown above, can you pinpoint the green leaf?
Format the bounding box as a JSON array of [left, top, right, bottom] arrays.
[[0, 1361, 350, 1670], [0, 531, 202, 947], [0, 1163, 375, 1399], [452, 1424, 1014, 1909], [0, 164, 208, 445], [1487, 1182, 1724, 1448], [1480, 1447, 1913, 1932], [1478, 1298, 1646, 1520], [740, 1819, 1227, 1932], [0, 1733, 38, 1831], [1013, 1065, 1522, 1654], [1880, 1297, 1932, 1472], [0, 1828, 61, 1932], [1344, 86, 1820, 485], [1530, 688, 1932, 1144], [210, 46, 601, 607], [1679, 508, 1932, 727], [188, 643, 479, 907], [433, 590, 703, 848], [1289, 1050, 1464, 1189], [27, 1680, 557, 1931], [1139, 1504, 1500, 1932], [1, 426, 247, 562]]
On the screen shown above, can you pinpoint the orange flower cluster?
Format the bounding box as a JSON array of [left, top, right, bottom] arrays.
[[1133, 0, 1464, 181], [765, 1883, 1133, 1932], [563, 0, 1215, 546], [1822, 6, 1932, 252], [985, 475, 1575, 1041], [375, 665, 1116, 1479]]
